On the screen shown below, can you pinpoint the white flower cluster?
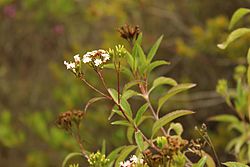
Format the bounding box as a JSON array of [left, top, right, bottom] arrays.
[[83, 49, 110, 67], [64, 54, 81, 70], [120, 155, 145, 167], [64, 50, 110, 72]]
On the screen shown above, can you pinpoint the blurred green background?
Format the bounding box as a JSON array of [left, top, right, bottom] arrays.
[[1, 0, 250, 166]]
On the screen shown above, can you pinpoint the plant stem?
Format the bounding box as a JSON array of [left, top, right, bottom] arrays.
[[205, 133, 221, 167], [196, 129, 221, 167], [117, 62, 121, 103], [79, 74, 111, 100], [96, 70, 110, 94], [96, 71, 162, 153], [145, 96, 168, 136], [71, 127, 88, 159]]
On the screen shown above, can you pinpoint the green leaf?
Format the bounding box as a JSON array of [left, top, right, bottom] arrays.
[[201, 151, 216, 167], [132, 34, 143, 71], [101, 140, 106, 155], [135, 103, 149, 125], [217, 28, 250, 49], [135, 130, 145, 151], [229, 8, 250, 30], [157, 83, 196, 112], [146, 60, 170, 74], [120, 96, 133, 119], [123, 80, 145, 92], [84, 97, 106, 112], [122, 90, 141, 100], [108, 88, 119, 104], [136, 44, 147, 64], [136, 44, 148, 74], [62, 152, 83, 167], [152, 110, 194, 137], [104, 64, 132, 77], [208, 114, 240, 123], [127, 127, 135, 144], [167, 122, 183, 136], [149, 77, 177, 93], [107, 146, 125, 167], [192, 156, 207, 167], [147, 35, 163, 63], [223, 162, 248, 167], [136, 33, 143, 46], [109, 108, 125, 119], [103, 63, 115, 69], [137, 116, 154, 126], [234, 135, 246, 153], [226, 137, 240, 152], [125, 51, 135, 71], [111, 120, 131, 127], [115, 145, 137, 167]]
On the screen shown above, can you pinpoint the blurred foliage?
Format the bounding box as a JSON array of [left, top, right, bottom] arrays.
[[1, 0, 250, 166], [0, 110, 25, 148], [211, 8, 250, 164]]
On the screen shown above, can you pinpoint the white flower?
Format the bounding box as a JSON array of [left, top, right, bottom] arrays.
[[83, 56, 92, 63], [74, 54, 81, 62], [120, 160, 131, 167], [94, 59, 102, 66], [101, 53, 110, 62], [64, 61, 75, 70], [130, 155, 138, 163]]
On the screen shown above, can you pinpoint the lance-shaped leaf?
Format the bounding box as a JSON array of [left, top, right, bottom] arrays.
[[208, 114, 240, 124], [104, 64, 133, 77], [123, 80, 145, 92], [136, 44, 147, 64], [152, 110, 194, 137], [146, 60, 170, 74], [84, 97, 106, 112], [111, 120, 131, 127], [107, 146, 125, 167], [229, 8, 250, 30], [108, 88, 119, 104], [200, 151, 216, 167], [217, 28, 250, 49], [192, 156, 207, 167], [127, 127, 135, 144], [157, 83, 196, 113], [120, 96, 133, 118], [223, 162, 248, 167], [125, 51, 135, 71], [135, 130, 145, 151], [135, 103, 149, 125], [115, 145, 137, 167], [132, 34, 143, 71], [135, 44, 148, 74], [147, 35, 163, 63], [149, 77, 177, 94], [122, 90, 141, 100]]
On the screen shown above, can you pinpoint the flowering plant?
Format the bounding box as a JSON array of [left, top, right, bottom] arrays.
[[59, 25, 216, 167]]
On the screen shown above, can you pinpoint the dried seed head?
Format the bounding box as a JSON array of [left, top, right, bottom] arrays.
[[56, 110, 85, 131], [118, 24, 140, 42]]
